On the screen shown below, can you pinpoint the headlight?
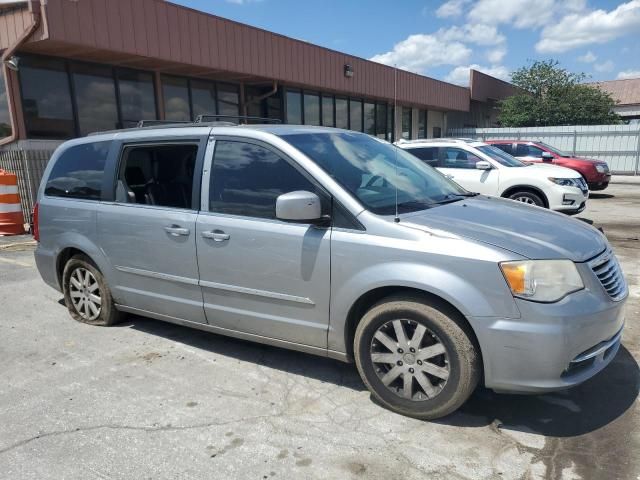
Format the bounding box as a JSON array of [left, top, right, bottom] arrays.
[[500, 260, 584, 302], [548, 177, 581, 188], [595, 164, 607, 173]]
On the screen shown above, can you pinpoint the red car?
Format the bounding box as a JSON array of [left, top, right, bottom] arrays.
[[487, 140, 611, 191]]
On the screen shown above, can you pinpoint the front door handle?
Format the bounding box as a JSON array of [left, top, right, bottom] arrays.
[[202, 230, 230, 242], [164, 225, 190, 236]]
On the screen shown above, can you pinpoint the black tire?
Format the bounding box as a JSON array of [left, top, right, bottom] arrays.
[[62, 254, 124, 326], [508, 190, 545, 207], [354, 295, 480, 420]]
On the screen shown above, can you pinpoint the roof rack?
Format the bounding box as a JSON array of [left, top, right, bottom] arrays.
[[136, 120, 192, 128], [396, 137, 481, 144], [194, 114, 282, 124]]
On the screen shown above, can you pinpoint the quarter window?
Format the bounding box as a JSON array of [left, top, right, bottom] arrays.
[[210, 140, 319, 219], [45, 141, 111, 200]]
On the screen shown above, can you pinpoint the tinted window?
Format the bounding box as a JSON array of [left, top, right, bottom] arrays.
[[402, 107, 412, 139], [117, 70, 157, 128], [286, 90, 302, 124], [349, 99, 362, 132], [335, 98, 348, 129], [516, 144, 545, 157], [20, 57, 75, 139], [441, 147, 482, 169], [45, 141, 111, 200], [417, 110, 427, 138], [363, 102, 375, 135], [303, 92, 320, 126], [375, 103, 387, 139], [162, 76, 191, 121], [406, 147, 438, 165], [115, 144, 197, 208], [322, 96, 334, 127], [71, 63, 118, 136], [493, 143, 513, 154], [432, 126, 442, 138], [217, 83, 240, 117], [0, 69, 12, 139], [476, 145, 525, 167], [210, 141, 318, 219], [191, 80, 217, 119]]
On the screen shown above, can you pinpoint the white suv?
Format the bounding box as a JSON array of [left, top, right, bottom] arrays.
[[398, 139, 588, 214]]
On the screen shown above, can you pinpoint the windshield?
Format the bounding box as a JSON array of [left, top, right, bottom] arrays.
[[281, 132, 470, 215], [536, 141, 570, 157], [476, 145, 527, 167]]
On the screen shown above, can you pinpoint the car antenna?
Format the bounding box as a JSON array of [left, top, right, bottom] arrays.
[[393, 65, 400, 223]]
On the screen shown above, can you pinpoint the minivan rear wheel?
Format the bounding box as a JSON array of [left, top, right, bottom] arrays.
[[354, 295, 480, 420], [509, 190, 544, 207], [62, 254, 124, 326]]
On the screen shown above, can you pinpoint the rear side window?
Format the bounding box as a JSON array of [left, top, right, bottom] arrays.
[[405, 147, 438, 166], [45, 141, 111, 200], [493, 143, 513, 155]]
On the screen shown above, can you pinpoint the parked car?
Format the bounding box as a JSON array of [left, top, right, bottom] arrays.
[[487, 140, 611, 191], [397, 138, 589, 214], [34, 124, 626, 420]]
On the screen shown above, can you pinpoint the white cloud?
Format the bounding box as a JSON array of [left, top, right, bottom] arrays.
[[616, 70, 640, 79], [486, 47, 507, 63], [369, 34, 471, 72], [441, 24, 505, 46], [577, 51, 597, 63], [225, 0, 262, 4], [436, 0, 470, 18], [469, 0, 559, 28], [536, 0, 640, 53], [444, 64, 511, 86], [594, 60, 614, 73]]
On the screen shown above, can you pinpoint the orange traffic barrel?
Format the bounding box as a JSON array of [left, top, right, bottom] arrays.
[[0, 169, 26, 235]]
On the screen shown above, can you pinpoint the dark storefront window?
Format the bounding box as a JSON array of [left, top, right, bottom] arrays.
[[71, 63, 118, 136], [375, 103, 387, 140], [321, 95, 334, 127], [417, 110, 427, 138], [117, 70, 156, 128], [303, 92, 320, 126], [387, 106, 394, 142], [191, 79, 217, 119], [285, 90, 302, 124], [402, 107, 412, 140], [162, 76, 191, 121], [20, 56, 75, 139], [349, 99, 362, 132], [218, 83, 240, 117], [335, 98, 348, 129], [363, 102, 375, 135], [0, 70, 12, 139]]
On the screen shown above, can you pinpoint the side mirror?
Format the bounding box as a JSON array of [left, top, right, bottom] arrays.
[[475, 161, 492, 170], [276, 191, 324, 223], [541, 151, 554, 161]]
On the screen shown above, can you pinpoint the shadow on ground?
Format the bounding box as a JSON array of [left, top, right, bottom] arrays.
[[114, 313, 639, 438], [589, 193, 615, 200]]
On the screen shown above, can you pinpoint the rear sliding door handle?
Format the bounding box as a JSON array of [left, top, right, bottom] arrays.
[[164, 225, 190, 236], [201, 230, 230, 242]]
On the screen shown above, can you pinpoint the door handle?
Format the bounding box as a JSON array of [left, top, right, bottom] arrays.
[[202, 230, 230, 242], [164, 225, 190, 236]]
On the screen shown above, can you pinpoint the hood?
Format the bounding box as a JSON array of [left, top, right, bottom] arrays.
[[401, 196, 606, 262], [525, 163, 582, 177]]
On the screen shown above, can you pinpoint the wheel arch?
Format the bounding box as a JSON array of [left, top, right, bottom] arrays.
[[500, 184, 549, 208]]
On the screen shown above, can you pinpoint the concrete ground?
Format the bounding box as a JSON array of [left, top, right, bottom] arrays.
[[0, 184, 638, 480]]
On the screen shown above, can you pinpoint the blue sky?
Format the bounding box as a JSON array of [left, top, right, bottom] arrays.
[[171, 0, 640, 85]]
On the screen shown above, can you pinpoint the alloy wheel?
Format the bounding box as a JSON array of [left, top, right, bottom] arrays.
[[68, 267, 102, 321], [514, 195, 535, 204], [370, 319, 450, 401]]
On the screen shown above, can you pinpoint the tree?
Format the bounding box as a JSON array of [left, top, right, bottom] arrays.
[[498, 60, 620, 127]]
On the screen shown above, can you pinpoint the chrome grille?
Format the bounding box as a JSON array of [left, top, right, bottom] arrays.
[[589, 250, 627, 301]]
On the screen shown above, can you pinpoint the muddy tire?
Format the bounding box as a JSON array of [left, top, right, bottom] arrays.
[[354, 294, 480, 420], [62, 254, 124, 326]]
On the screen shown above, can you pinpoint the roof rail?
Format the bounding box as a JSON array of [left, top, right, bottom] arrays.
[[136, 120, 192, 128], [194, 114, 282, 124], [396, 137, 481, 144]]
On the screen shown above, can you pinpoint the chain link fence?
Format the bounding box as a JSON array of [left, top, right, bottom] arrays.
[[447, 125, 640, 175]]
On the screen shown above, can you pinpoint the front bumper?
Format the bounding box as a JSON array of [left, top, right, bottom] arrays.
[[468, 287, 626, 394], [549, 185, 589, 212]]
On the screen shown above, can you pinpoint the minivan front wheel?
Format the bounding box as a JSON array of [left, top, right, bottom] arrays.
[[62, 255, 123, 326], [354, 295, 480, 419]]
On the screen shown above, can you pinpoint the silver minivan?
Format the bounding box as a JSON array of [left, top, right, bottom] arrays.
[[34, 124, 627, 419]]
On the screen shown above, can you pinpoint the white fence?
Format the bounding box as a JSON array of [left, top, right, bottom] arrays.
[[447, 125, 640, 174]]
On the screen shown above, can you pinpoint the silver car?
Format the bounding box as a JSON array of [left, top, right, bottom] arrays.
[[34, 125, 627, 419]]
